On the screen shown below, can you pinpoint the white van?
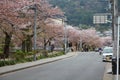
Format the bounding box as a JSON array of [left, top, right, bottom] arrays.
[[102, 47, 113, 62]]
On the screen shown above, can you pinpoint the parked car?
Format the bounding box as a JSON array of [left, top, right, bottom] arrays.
[[102, 47, 113, 62]]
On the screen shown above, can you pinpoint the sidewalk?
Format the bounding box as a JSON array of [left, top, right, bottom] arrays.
[[103, 63, 113, 80], [0, 52, 76, 75], [103, 62, 120, 80]]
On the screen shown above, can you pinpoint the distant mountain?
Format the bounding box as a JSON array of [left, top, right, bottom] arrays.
[[48, 0, 109, 26]]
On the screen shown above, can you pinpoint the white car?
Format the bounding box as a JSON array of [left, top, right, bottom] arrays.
[[102, 47, 113, 62]]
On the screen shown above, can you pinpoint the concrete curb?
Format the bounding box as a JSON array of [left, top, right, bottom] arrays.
[[0, 52, 76, 75]]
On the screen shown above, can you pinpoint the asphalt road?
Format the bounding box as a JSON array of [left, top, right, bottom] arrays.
[[0, 52, 106, 80]]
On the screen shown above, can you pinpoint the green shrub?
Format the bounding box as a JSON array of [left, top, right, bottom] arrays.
[[25, 57, 33, 62], [38, 54, 46, 59], [13, 50, 26, 61], [0, 60, 16, 67], [0, 50, 64, 67], [27, 52, 33, 55], [0, 48, 3, 54], [48, 51, 64, 58], [41, 50, 48, 57]]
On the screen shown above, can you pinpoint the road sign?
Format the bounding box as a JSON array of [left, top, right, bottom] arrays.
[[93, 13, 111, 24]]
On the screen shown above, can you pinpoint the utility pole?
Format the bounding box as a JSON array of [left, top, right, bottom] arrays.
[[113, 1, 119, 80], [29, 1, 37, 61], [29, 0, 37, 61], [64, 18, 67, 54], [62, 17, 67, 54], [33, 4, 37, 61], [110, 0, 118, 57], [64, 22, 67, 54], [111, 0, 119, 80], [116, 16, 120, 80]]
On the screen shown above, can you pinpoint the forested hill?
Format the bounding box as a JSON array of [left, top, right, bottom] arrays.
[[48, 0, 109, 26]]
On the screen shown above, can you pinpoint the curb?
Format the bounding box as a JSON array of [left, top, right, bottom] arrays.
[[0, 53, 75, 75]]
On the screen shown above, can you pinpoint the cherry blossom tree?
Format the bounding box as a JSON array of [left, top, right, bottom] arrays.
[[0, 1, 17, 57], [0, 0, 63, 57], [36, 18, 64, 50], [100, 36, 112, 46], [67, 27, 80, 51], [67, 27, 112, 51]]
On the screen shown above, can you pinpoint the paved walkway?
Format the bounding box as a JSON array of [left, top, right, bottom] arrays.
[[103, 63, 120, 80], [103, 63, 113, 80], [113, 75, 120, 80], [0, 52, 76, 75]]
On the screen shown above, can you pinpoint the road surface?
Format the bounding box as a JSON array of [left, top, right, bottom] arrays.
[[0, 52, 106, 80]]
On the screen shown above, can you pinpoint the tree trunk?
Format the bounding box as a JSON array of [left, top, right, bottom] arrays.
[[22, 40, 26, 52], [43, 38, 47, 50], [3, 32, 12, 58], [22, 35, 32, 52], [26, 36, 32, 52]]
